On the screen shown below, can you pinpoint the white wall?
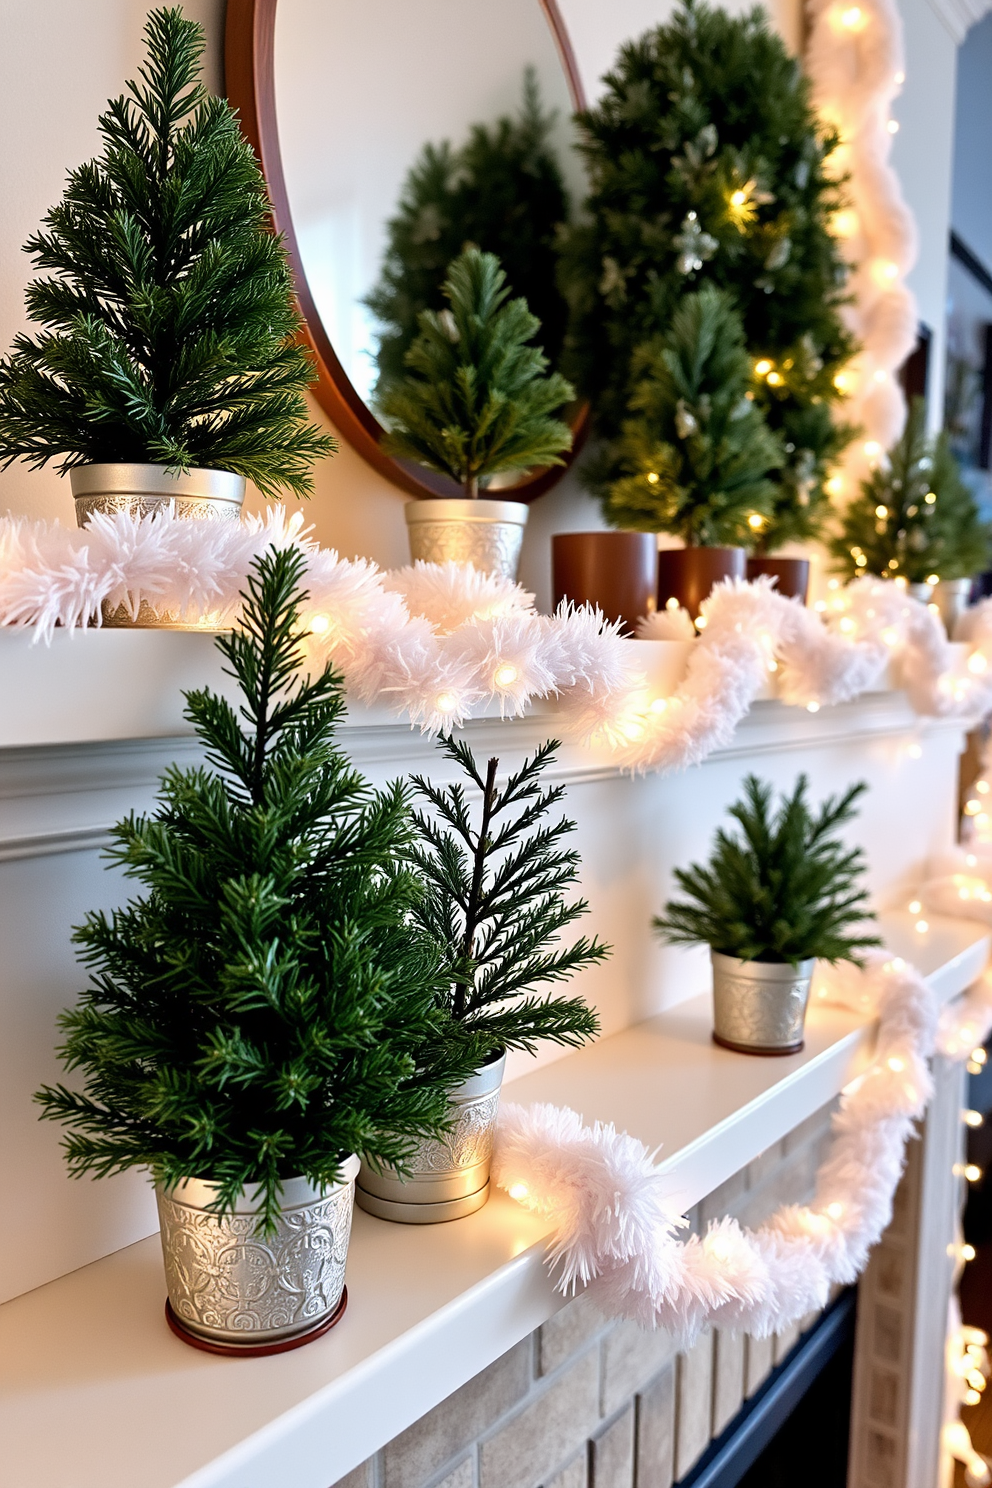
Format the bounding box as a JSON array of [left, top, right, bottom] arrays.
[[888, 0, 960, 426], [951, 11, 992, 271], [0, 0, 961, 579]]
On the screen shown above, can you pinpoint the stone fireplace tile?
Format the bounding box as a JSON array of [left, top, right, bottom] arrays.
[[868, 1368, 900, 1429], [590, 1405, 635, 1488], [539, 1294, 609, 1378], [383, 1341, 531, 1488], [430, 1459, 475, 1488], [601, 1319, 678, 1415], [744, 1333, 776, 1397], [865, 1427, 898, 1488], [478, 1348, 599, 1488], [675, 1331, 714, 1478], [544, 1454, 588, 1488], [712, 1330, 745, 1434], [635, 1364, 675, 1488], [773, 1319, 801, 1363]]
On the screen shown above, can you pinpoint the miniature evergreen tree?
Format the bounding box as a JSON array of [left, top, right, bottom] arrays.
[[831, 398, 992, 583], [376, 247, 575, 498], [558, 0, 855, 542], [0, 7, 335, 498], [36, 548, 475, 1234], [366, 70, 571, 396], [654, 774, 880, 965], [408, 735, 607, 1064], [588, 285, 780, 546]]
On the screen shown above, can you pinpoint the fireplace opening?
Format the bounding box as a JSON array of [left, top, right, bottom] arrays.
[[676, 1289, 857, 1488]]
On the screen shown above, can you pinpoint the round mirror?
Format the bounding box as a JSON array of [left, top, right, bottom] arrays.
[[226, 0, 588, 501]]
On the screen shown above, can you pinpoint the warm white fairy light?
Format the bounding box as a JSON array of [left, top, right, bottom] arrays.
[[309, 613, 331, 634], [965, 1110, 984, 1129], [493, 663, 519, 688]]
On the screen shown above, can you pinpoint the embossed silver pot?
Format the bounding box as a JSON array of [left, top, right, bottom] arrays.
[[69, 463, 246, 627], [711, 951, 815, 1055], [355, 1051, 506, 1223], [156, 1156, 360, 1349], [404, 499, 528, 580]]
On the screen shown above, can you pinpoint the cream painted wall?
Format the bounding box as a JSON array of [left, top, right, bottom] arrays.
[[0, 0, 961, 592], [890, 0, 960, 428]]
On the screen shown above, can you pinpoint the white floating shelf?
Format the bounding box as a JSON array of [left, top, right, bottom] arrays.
[[1, 911, 985, 1488]]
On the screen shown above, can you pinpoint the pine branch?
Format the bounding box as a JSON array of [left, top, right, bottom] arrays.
[[366, 69, 571, 396], [36, 547, 477, 1233], [831, 397, 992, 582], [409, 735, 606, 1060], [655, 773, 880, 964], [376, 247, 574, 496], [0, 7, 335, 495], [587, 285, 782, 545]]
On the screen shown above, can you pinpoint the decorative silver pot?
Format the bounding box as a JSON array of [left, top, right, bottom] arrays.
[[934, 577, 973, 637], [70, 462, 246, 527], [908, 577, 973, 637], [356, 1051, 506, 1223], [156, 1156, 360, 1351], [69, 464, 246, 627], [404, 499, 528, 580], [710, 951, 815, 1055]]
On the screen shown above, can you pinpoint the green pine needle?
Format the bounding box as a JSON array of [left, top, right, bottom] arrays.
[[376, 247, 575, 497], [654, 773, 880, 965], [408, 735, 607, 1063], [558, 0, 856, 549], [588, 284, 781, 545], [830, 397, 992, 583], [366, 68, 571, 397], [35, 547, 477, 1234], [0, 6, 335, 498]]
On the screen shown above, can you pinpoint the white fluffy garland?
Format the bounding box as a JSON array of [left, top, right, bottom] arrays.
[[491, 949, 992, 1344], [805, 0, 918, 491], [4, 510, 992, 760]]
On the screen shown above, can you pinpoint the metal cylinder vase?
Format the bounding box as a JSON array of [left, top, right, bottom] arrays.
[[356, 1051, 506, 1223], [404, 499, 528, 581], [934, 577, 973, 637], [70, 464, 246, 627], [156, 1156, 360, 1351], [70, 463, 246, 527], [710, 951, 816, 1055]]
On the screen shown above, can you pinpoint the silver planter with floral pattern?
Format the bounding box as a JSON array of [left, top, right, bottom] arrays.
[[156, 1156, 360, 1349], [70, 463, 246, 628], [404, 499, 528, 580], [355, 1052, 506, 1223], [711, 951, 815, 1055]]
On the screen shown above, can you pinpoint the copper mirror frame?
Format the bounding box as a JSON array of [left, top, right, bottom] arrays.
[[224, 0, 590, 502]]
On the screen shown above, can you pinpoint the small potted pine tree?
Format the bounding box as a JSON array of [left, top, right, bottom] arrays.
[[0, 8, 334, 528], [586, 285, 782, 620], [36, 548, 475, 1352], [831, 398, 991, 633], [356, 736, 608, 1223], [376, 247, 575, 579], [654, 774, 879, 1054]]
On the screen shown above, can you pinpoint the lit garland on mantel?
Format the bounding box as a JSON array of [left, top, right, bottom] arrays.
[[491, 947, 992, 1341], [2, 509, 992, 764], [805, 0, 919, 501]]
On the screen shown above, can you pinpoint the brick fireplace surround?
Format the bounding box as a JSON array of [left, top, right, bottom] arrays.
[[335, 1056, 966, 1488]]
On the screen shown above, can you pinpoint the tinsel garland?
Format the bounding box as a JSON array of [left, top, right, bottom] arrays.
[[804, 0, 918, 495], [491, 947, 992, 1343], [2, 509, 992, 758]]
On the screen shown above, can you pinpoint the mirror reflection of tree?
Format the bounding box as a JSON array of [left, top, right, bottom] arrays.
[[365, 69, 570, 397]]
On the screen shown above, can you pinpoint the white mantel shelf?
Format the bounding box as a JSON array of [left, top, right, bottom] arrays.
[[1, 911, 987, 1488]]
